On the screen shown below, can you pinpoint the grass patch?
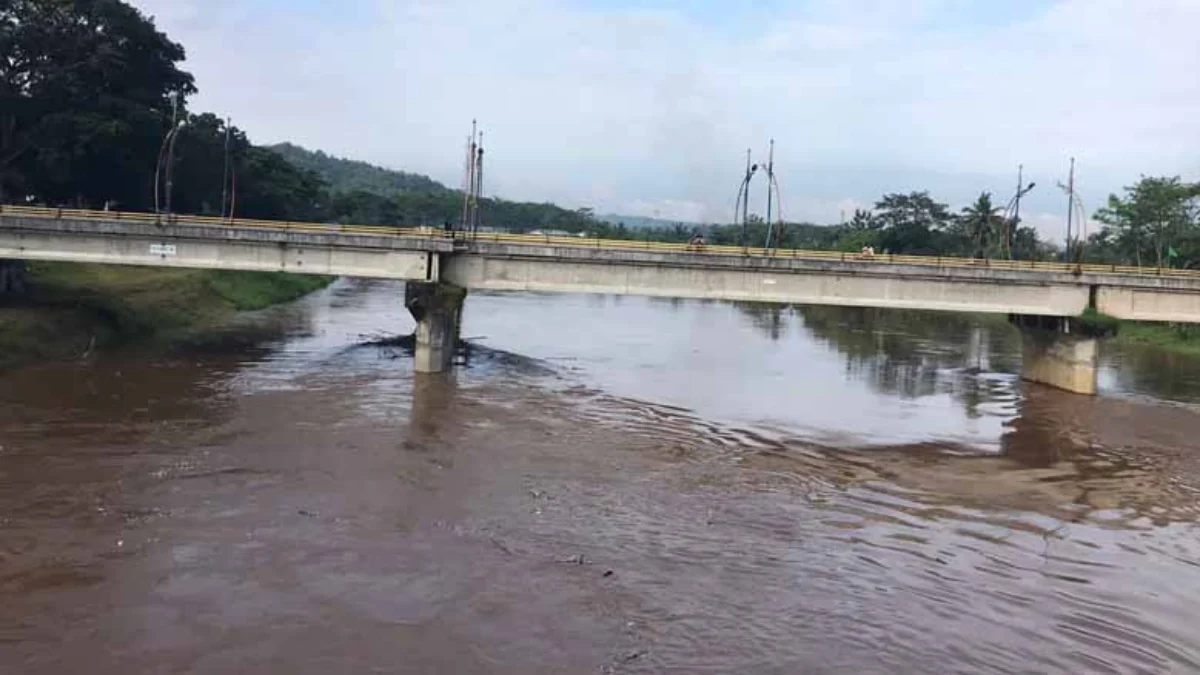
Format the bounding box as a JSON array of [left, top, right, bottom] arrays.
[[1113, 321, 1200, 355], [205, 271, 334, 311], [1077, 307, 1121, 337], [0, 262, 334, 368]]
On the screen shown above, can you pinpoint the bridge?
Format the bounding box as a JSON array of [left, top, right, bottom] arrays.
[[5, 204, 1200, 394]]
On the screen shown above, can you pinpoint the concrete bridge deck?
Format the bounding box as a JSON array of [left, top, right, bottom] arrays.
[[0, 206, 452, 281], [5, 205, 1200, 322], [6, 204, 1200, 394]]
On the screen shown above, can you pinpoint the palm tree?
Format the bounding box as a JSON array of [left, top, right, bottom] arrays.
[[959, 192, 1003, 258]]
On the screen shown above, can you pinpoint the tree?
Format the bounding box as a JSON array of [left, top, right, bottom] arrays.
[[870, 192, 953, 254], [1094, 176, 1200, 268], [956, 192, 1003, 258], [848, 208, 878, 231], [1, 0, 195, 205]]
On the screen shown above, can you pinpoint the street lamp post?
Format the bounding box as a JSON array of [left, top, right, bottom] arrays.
[[735, 149, 758, 250], [154, 92, 185, 219], [1004, 164, 1036, 259], [154, 121, 185, 217]]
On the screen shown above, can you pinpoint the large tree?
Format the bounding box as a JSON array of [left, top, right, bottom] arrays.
[[1094, 176, 1200, 268], [870, 192, 953, 255], [955, 192, 1004, 259], [0, 0, 194, 205]]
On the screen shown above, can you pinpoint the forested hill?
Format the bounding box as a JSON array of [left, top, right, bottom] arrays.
[[597, 214, 699, 230], [268, 143, 451, 195]]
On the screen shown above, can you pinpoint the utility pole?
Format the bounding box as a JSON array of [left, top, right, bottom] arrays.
[[229, 165, 237, 220], [765, 139, 776, 250], [165, 124, 180, 216], [163, 91, 184, 216], [220, 118, 232, 219], [1009, 164, 1023, 259], [742, 149, 752, 249], [460, 119, 477, 230], [1065, 157, 1075, 261], [768, 138, 777, 235], [457, 121, 485, 236], [474, 132, 484, 235]]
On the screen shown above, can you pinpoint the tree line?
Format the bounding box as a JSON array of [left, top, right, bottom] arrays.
[[0, 0, 597, 231], [3, 1, 1195, 270]]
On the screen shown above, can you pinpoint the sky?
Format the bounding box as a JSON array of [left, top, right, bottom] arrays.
[[131, 0, 1200, 238]]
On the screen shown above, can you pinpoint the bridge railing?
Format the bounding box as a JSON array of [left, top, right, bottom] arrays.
[[1, 203, 1195, 280], [0, 204, 432, 239]]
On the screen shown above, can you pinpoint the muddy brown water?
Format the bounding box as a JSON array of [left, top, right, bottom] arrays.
[[3, 278, 1200, 673]]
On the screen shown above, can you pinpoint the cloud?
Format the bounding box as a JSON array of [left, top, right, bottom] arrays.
[[131, 0, 1200, 230]]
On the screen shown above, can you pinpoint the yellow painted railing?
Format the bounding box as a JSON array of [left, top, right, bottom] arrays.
[[2, 203, 1196, 280]]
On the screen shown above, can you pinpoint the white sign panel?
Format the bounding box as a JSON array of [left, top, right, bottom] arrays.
[[150, 244, 177, 256]]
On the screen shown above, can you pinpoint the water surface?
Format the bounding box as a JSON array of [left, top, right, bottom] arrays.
[[2, 279, 1199, 673]]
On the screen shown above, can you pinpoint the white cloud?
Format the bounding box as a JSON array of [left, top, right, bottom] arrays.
[[132, 0, 1200, 231]]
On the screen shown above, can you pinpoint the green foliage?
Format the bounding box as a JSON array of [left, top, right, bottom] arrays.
[[1, 262, 335, 368], [954, 192, 1004, 258], [1092, 176, 1200, 269], [870, 192, 953, 254], [1077, 307, 1121, 337], [269, 143, 450, 196], [166, 115, 327, 220], [1115, 322, 1200, 354], [204, 271, 333, 311], [1, 0, 195, 205]]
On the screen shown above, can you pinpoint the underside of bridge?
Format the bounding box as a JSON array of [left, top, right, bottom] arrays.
[[404, 272, 1103, 395], [2, 210, 1172, 395]]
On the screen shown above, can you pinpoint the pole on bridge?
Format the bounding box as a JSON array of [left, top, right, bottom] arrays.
[[221, 118, 232, 220], [474, 133, 484, 237], [765, 141, 773, 249], [460, 120, 477, 232], [1066, 157, 1075, 261], [735, 150, 758, 251], [742, 149, 752, 250], [458, 121, 485, 239]]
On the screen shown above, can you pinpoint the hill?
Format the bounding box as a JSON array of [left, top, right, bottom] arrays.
[[268, 143, 451, 195], [597, 214, 702, 229]]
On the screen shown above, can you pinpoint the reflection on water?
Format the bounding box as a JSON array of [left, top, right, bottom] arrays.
[[2, 279, 1200, 673], [1102, 344, 1200, 404]]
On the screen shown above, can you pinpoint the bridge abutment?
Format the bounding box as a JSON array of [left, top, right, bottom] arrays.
[[1010, 315, 1098, 396], [405, 281, 465, 373]]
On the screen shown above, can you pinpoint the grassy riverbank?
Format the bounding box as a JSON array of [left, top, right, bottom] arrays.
[[1111, 322, 1200, 355], [0, 263, 333, 369]]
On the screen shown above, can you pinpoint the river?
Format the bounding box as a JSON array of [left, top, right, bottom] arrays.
[[3, 278, 1200, 673]]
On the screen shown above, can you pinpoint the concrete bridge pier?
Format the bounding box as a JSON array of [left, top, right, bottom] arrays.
[[1011, 314, 1098, 396], [405, 282, 465, 373]]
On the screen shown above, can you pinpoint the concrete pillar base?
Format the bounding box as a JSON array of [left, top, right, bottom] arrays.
[[1011, 315, 1098, 395], [405, 282, 465, 373]]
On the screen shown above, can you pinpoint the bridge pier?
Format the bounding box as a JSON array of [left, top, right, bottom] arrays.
[[405, 281, 465, 373], [1011, 315, 1098, 396]]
